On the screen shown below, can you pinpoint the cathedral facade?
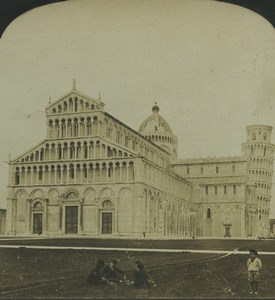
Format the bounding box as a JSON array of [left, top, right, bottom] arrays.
[[6, 83, 274, 238]]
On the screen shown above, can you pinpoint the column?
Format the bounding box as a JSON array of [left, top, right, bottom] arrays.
[[36, 168, 39, 185], [99, 164, 102, 183], [74, 164, 76, 184], [119, 164, 122, 182], [49, 146, 51, 161], [55, 144, 58, 160], [77, 120, 80, 137], [114, 197, 119, 234], [60, 166, 63, 183], [6, 197, 15, 234], [67, 164, 69, 184], [44, 198, 49, 234], [13, 198, 17, 234], [112, 163, 115, 182], [42, 167, 45, 185], [87, 144, 90, 159], [80, 142, 83, 160], [93, 165, 96, 183], [93, 143, 96, 159], [80, 165, 83, 183], [65, 120, 68, 138], [59, 123, 61, 139], [126, 162, 129, 182], [106, 165, 108, 182], [54, 166, 57, 184], [95, 198, 99, 234], [59, 203, 63, 233], [30, 167, 33, 185], [23, 168, 27, 186], [27, 198, 32, 233], [80, 199, 84, 233], [99, 143, 102, 159], [48, 167, 51, 184]]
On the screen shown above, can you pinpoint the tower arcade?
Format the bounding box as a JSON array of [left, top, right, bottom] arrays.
[[242, 125, 275, 236]]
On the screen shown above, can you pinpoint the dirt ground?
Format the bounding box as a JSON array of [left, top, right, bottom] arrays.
[[0, 239, 275, 299]]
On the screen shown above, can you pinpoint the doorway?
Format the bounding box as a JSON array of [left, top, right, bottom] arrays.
[[224, 225, 231, 237], [65, 206, 78, 234], [102, 212, 112, 234], [33, 213, 43, 234]]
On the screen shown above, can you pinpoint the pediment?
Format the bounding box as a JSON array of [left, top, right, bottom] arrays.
[[11, 136, 137, 164], [46, 90, 105, 115]]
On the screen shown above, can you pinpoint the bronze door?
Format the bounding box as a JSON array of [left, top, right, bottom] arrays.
[[33, 213, 43, 234], [65, 206, 78, 234], [102, 212, 112, 234]]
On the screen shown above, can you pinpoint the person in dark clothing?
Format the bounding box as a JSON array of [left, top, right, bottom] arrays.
[[133, 261, 155, 289], [87, 259, 106, 285], [101, 258, 126, 284]]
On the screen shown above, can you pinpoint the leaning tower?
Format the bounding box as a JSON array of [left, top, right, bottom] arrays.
[[242, 125, 275, 237]]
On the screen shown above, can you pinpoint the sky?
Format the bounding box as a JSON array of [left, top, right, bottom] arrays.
[[0, 0, 275, 215]]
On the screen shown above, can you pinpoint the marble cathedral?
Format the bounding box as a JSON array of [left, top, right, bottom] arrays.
[[6, 82, 275, 238]]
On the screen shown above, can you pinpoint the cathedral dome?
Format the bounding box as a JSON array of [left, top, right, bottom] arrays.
[[138, 103, 173, 135]]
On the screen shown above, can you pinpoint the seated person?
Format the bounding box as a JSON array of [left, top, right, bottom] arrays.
[[101, 258, 126, 283], [133, 261, 154, 289], [87, 259, 106, 285]]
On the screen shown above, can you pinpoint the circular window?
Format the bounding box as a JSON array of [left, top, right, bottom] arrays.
[[102, 200, 113, 208]]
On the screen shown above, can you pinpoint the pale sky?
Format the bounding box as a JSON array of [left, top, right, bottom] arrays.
[[0, 0, 275, 215]]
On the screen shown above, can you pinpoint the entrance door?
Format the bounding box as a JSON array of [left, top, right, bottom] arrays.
[[33, 213, 43, 234], [65, 206, 78, 234], [224, 225, 231, 237], [102, 212, 112, 234]]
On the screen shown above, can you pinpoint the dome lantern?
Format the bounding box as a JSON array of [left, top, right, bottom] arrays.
[[152, 102, 159, 114]]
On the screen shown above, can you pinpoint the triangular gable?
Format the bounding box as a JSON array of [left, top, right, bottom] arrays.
[[11, 140, 46, 163], [11, 136, 137, 165], [46, 89, 104, 115]]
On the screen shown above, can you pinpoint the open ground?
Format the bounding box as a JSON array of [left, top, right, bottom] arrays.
[[0, 238, 275, 299]]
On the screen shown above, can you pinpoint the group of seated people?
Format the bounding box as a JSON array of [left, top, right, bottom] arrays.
[[87, 258, 155, 289]]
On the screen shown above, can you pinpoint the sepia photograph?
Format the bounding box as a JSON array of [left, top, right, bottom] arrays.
[[0, 0, 275, 298]]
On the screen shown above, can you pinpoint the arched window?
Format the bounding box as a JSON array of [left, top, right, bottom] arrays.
[[216, 166, 219, 174], [207, 208, 211, 219], [187, 167, 189, 175], [70, 165, 74, 179], [15, 168, 20, 185], [38, 168, 43, 180]]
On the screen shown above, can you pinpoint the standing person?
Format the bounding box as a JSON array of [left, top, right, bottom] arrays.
[[101, 258, 126, 284], [133, 261, 155, 289], [87, 259, 106, 285], [247, 249, 262, 295]]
